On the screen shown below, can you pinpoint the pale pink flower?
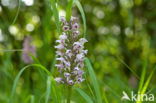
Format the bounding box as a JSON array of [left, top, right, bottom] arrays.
[[59, 33, 67, 40], [76, 78, 85, 83], [82, 50, 88, 54], [55, 44, 64, 49], [64, 72, 71, 77], [60, 16, 66, 22], [66, 50, 72, 58], [56, 51, 64, 56], [55, 77, 64, 83], [68, 80, 74, 85], [74, 67, 79, 71], [56, 57, 65, 61], [55, 64, 64, 69], [63, 26, 70, 31], [72, 23, 79, 30], [79, 38, 88, 44], [75, 53, 84, 62], [73, 42, 82, 50]]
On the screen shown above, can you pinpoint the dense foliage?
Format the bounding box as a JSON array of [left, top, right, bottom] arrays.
[[0, 0, 156, 103]]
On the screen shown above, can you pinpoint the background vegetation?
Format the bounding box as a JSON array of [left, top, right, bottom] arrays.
[[0, 0, 156, 103]]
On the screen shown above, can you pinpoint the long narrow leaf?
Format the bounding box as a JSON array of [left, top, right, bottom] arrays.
[[84, 74, 95, 98], [51, 77, 61, 103], [85, 58, 102, 103], [116, 56, 140, 79], [141, 69, 155, 94], [66, 0, 74, 21], [74, 0, 87, 38], [50, 56, 56, 73], [137, 66, 155, 103], [30, 95, 35, 103], [75, 88, 93, 103], [12, 0, 21, 24], [50, 0, 60, 34], [45, 76, 52, 103], [9, 64, 52, 103], [138, 61, 147, 92]]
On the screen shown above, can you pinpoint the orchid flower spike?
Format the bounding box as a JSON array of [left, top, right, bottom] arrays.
[[55, 16, 88, 86]]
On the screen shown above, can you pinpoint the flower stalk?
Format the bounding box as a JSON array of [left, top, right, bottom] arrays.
[[67, 86, 72, 103]]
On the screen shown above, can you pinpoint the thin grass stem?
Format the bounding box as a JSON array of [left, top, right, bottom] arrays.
[[0, 49, 23, 52]]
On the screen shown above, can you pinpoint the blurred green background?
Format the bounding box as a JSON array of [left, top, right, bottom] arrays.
[[0, 0, 156, 102]]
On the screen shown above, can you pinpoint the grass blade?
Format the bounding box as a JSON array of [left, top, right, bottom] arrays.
[[74, 0, 87, 38], [116, 56, 140, 79], [138, 61, 147, 92], [85, 58, 102, 103], [30, 95, 35, 103], [45, 76, 52, 103], [9, 64, 52, 103], [84, 74, 95, 98], [136, 66, 155, 103], [12, 0, 21, 24], [0, 49, 23, 52], [50, 56, 56, 73], [66, 0, 74, 21], [103, 91, 109, 103], [141, 68, 155, 94], [24, 95, 32, 103], [51, 77, 61, 103], [75, 88, 93, 103], [50, 0, 60, 34], [30, 54, 40, 64]]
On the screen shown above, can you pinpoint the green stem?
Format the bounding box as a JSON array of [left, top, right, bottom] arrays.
[[67, 86, 72, 103]]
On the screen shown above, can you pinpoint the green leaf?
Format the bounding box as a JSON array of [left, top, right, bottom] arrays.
[[66, 0, 74, 21], [136, 67, 155, 103], [50, 0, 60, 35], [24, 95, 34, 103], [51, 77, 61, 103], [75, 88, 93, 103], [85, 58, 103, 103], [9, 64, 52, 103], [84, 74, 96, 98], [45, 76, 52, 103], [138, 61, 147, 93], [141, 68, 155, 94], [50, 56, 56, 73], [30, 95, 35, 103], [30, 54, 40, 64], [75, 0, 87, 38]]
